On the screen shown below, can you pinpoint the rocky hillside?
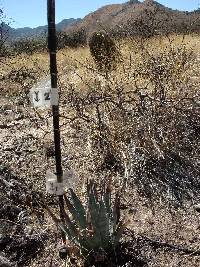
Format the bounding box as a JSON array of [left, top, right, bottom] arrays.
[[64, 0, 200, 39], [4, 0, 200, 44]]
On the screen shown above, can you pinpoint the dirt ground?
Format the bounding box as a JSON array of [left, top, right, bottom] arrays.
[[0, 92, 200, 267]]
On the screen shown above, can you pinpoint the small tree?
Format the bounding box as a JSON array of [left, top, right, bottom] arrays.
[[0, 8, 10, 57]]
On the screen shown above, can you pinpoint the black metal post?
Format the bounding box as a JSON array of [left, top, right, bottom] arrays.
[[47, 0, 65, 242]]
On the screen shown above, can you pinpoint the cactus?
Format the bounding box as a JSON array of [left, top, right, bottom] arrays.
[[46, 180, 124, 259], [88, 31, 120, 72]]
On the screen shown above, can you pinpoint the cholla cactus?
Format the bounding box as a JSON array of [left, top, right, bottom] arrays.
[[46, 180, 124, 260], [88, 31, 120, 72]]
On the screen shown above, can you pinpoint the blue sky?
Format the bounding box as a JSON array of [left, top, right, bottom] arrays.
[[0, 0, 198, 29]]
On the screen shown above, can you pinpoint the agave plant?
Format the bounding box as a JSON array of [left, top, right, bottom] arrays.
[[46, 179, 125, 259]]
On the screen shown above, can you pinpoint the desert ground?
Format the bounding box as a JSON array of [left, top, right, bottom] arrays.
[[1, 34, 200, 266]]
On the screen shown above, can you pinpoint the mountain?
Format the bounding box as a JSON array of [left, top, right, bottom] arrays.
[[4, 18, 81, 40], [63, 0, 200, 40], [3, 0, 200, 45]]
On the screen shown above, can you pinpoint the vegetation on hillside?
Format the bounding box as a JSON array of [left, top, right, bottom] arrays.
[[63, 0, 200, 47]]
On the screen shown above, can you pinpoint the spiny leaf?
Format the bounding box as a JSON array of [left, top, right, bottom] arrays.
[[62, 209, 79, 235], [113, 220, 126, 247], [43, 204, 79, 245], [69, 189, 87, 225], [88, 192, 99, 226], [104, 185, 112, 216], [47, 179, 123, 256], [87, 179, 99, 226], [64, 193, 87, 230], [87, 179, 98, 202], [112, 192, 120, 233], [97, 199, 110, 248]]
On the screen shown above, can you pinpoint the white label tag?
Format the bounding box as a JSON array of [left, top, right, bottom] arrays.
[[30, 87, 59, 108], [46, 171, 65, 195]]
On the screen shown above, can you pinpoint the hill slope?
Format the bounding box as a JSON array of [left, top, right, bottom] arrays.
[[64, 0, 200, 39], [3, 1, 200, 44]]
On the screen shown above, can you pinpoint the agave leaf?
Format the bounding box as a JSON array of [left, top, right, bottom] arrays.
[[62, 209, 79, 235], [92, 182, 99, 201], [77, 235, 91, 253], [64, 193, 87, 230], [112, 220, 125, 247], [44, 204, 80, 245], [62, 211, 98, 251], [89, 230, 102, 249], [87, 217, 102, 251], [69, 189, 87, 227], [97, 199, 110, 248], [62, 212, 99, 252], [75, 223, 102, 254], [88, 192, 99, 226], [104, 185, 112, 217], [44, 204, 60, 225], [80, 232, 101, 253], [61, 225, 88, 251], [60, 224, 75, 242], [87, 180, 100, 226], [112, 193, 120, 233], [87, 180, 98, 202], [46, 179, 122, 254], [87, 182, 104, 248]]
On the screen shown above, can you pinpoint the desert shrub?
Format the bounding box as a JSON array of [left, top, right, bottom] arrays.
[[57, 29, 87, 49], [0, 64, 40, 97], [56, 31, 67, 49], [62, 34, 200, 206], [0, 9, 11, 58], [0, 41, 10, 57], [2, 66, 38, 84], [88, 31, 121, 72], [11, 38, 47, 55]]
